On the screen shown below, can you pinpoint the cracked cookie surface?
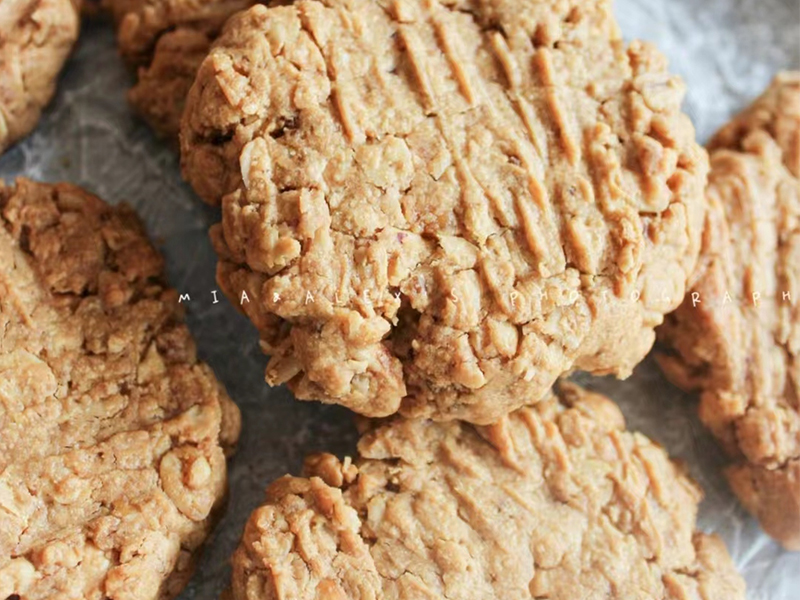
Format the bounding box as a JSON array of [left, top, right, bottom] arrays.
[[658, 72, 800, 550], [230, 382, 745, 600], [0, 0, 80, 153], [181, 0, 708, 423], [0, 179, 242, 599]]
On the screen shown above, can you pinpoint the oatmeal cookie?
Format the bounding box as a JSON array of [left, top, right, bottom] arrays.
[[0, 0, 81, 153], [104, 0, 262, 139], [657, 72, 800, 550], [0, 179, 242, 599], [181, 0, 708, 423], [230, 383, 745, 600]]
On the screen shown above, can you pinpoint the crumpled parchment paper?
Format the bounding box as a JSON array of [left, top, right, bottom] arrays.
[[0, 0, 798, 598]]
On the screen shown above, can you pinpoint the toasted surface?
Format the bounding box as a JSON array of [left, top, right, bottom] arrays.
[[181, 0, 708, 423], [0, 179, 241, 599], [657, 72, 800, 550], [231, 383, 745, 600], [0, 0, 80, 153]]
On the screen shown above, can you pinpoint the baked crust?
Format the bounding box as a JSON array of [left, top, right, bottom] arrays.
[[0, 0, 80, 153], [181, 0, 708, 423], [657, 72, 800, 550], [0, 179, 241, 599], [230, 383, 745, 600]]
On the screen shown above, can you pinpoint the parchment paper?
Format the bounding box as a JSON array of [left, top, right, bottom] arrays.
[[1, 0, 798, 598]]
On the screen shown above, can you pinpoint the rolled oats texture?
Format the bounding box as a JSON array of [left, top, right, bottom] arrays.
[[0, 0, 798, 597]]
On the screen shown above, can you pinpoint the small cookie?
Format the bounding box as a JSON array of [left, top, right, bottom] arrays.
[[181, 0, 708, 423], [104, 0, 261, 139], [0, 179, 242, 599], [657, 72, 800, 550], [0, 0, 81, 153], [230, 383, 745, 600]]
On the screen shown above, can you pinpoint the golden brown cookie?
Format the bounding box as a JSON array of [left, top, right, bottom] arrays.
[[230, 383, 745, 600], [657, 72, 800, 550], [181, 0, 708, 423], [0, 0, 81, 153], [0, 179, 242, 599], [104, 0, 262, 139]]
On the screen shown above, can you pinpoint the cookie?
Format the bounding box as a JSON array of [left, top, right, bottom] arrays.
[[0, 179, 242, 599], [181, 0, 708, 423], [657, 72, 800, 550], [230, 383, 745, 600], [0, 0, 81, 153], [105, 0, 261, 139], [125, 26, 221, 142]]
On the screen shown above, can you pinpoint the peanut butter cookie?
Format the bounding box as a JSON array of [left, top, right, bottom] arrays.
[[0, 179, 241, 599], [230, 383, 745, 600], [181, 0, 708, 423], [0, 0, 80, 153], [105, 0, 262, 139], [658, 72, 800, 550]]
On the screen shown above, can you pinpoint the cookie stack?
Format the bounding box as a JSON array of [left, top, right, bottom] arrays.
[[0, 0, 797, 598]]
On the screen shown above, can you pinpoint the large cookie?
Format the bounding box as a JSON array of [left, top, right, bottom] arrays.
[[0, 179, 241, 599], [0, 0, 81, 153], [658, 72, 800, 550], [230, 383, 745, 600], [181, 0, 708, 423], [104, 0, 262, 139]]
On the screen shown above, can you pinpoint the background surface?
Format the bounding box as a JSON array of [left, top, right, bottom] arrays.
[[1, 0, 799, 598]]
